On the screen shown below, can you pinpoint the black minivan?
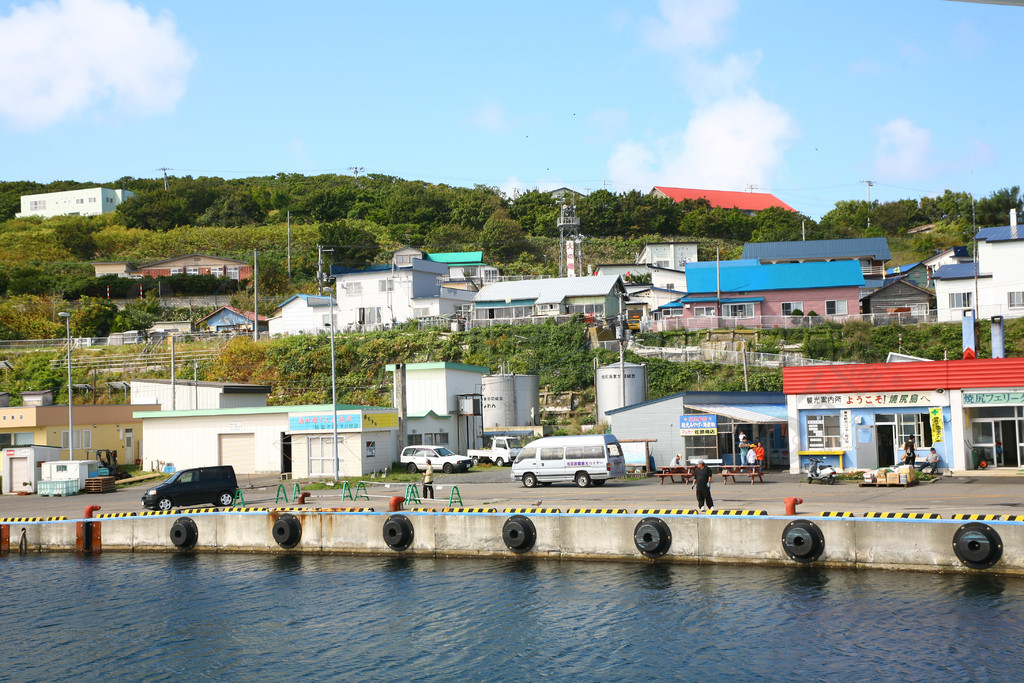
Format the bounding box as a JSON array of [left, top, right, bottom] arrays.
[[142, 466, 238, 511]]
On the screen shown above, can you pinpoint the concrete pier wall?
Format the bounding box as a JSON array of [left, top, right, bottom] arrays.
[[3, 510, 1023, 576]]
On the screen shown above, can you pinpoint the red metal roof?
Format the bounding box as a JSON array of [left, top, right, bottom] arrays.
[[652, 186, 795, 212], [783, 358, 1024, 394]]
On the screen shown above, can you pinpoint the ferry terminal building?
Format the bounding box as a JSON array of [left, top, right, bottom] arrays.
[[783, 358, 1024, 473]]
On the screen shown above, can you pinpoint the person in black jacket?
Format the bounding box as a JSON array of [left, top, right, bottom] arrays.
[[693, 460, 714, 512]]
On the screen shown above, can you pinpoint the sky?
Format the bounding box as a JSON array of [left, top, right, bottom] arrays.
[[1, 0, 1022, 220]]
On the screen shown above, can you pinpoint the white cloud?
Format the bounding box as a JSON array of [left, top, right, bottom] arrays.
[[873, 118, 933, 181], [608, 94, 798, 191], [642, 0, 738, 52], [0, 0, 194, 130], [469, 101, 507, 132]]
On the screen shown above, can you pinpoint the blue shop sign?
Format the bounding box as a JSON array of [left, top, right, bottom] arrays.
[[289, 413, 361, 431]]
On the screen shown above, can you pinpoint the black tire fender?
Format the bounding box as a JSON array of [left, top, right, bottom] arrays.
[[272, 513, 302, 549], [782, 520, 824, 563], [502, 515, 537, 554], [169, 517, 198, 551], [953, 522, 1002, 569], [634, 517, 672, 558], [383, 514, 414, 551]]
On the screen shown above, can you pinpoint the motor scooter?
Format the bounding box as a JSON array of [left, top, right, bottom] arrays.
[[806, 457, 837, 485]]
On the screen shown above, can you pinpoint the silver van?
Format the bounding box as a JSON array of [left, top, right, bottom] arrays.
[[511, 434, 627, 488]]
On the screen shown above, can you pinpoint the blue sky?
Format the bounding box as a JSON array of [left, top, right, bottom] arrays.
[[1, 0, 1021, 219]]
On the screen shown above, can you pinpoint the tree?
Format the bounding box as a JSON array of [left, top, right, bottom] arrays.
[[481, 210, 527, 262], [424, 223, 477, 253], [318, 220, 381, 268], [52, 217, 99, 259], [750, 206, 809, 243], [72, 296, 118, 337], [975, 186, 1022, 228], [111, 293, 163, 332]]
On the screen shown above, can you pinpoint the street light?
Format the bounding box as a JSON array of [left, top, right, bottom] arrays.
[[58, 312, 73, 460], [327, 289, 340, 480]]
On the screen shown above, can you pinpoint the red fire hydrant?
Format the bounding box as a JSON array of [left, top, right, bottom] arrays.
[[784, 497, 803, 515], [389, 496, 405, 512]]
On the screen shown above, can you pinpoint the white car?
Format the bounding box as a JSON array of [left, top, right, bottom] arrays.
[[400, 445, 473, 474]]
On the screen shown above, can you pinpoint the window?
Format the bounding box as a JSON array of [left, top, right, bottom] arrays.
[[722, 303, 754, 318], [565, 303, 605, 316], [656, 259, 670, 268], [61, 429, 92, 450], [693, 306, 716, 317], [88, 197, 96, 203], [227, 267, 240, 280], [826, 300, 848, 315], [781, 302, 803, 316], [29, 200, 46, 211], [540, 447, 563, 461], [76, 198, 84, 204], [897, 413, 930, 446], [806, 415, 841, 449], [379, 279, 394, 292], [358, 307, 382, 325], [0, 432, 33, 447], [1009, 292, 1024, 309], [949, 292, 972, 309], [455, 304, 472, 318], [344, 282, 363, 296], [186, 267, 199, 275], [210, 266, 224, 277], [170, 267, 183, 275], [413, 307, 431, 318], [366, 441, 375, 458]]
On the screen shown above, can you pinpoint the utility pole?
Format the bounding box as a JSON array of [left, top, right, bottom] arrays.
[[557, 197, 580, 277], [286, 210, 292, 281], [252, 249, 259, 342], [861, 180, 875, 230], [317, 245, 334, 295], [158, 167, 170, 191]]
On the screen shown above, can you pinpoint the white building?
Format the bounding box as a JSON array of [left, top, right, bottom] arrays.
[[933, 226, 1023, 322], [133, 403, 398, 478], [130, 379, 271, 411], [333, 259, 476, 330], [17, 187, 134, 218], [268, 294, 339, 336], [389, 362, 490, 453], [637, 242, 698, 270]]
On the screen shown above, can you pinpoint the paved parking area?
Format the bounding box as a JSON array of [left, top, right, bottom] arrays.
[[3, 470, 1024, 518]]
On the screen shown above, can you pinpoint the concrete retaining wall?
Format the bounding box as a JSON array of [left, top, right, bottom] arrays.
[[3, 510, 1024, 576]]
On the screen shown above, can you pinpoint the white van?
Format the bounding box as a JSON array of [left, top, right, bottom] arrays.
[[510, 434, 627, 488]]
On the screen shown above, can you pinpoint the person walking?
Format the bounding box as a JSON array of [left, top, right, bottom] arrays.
[[422, 459, 434, 499], [754, 441, 766, 469], [693, 459, 714, 513], [737, 432, 750, 467]]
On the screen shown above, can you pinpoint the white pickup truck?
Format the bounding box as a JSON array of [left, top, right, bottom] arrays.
[[399, 445, 473, 474], [467, 435, 524, 467]]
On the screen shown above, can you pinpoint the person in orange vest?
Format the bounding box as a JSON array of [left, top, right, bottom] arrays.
[[754, 441, 766, 468]]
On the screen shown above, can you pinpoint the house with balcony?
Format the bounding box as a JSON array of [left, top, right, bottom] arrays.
[[391, 248, 499, 288], [741, 237, 891, 288], [471, 275, 626, 323], [332, 258, 477, 330], [932, 225, 1024, 322], [136, 254, 252, 280], [652, 260, 864, 330], [17, 187, 134, 218]]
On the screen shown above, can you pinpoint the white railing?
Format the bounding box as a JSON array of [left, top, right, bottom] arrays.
[[622, 342, 851, 368], [653, 312, 936, 331]]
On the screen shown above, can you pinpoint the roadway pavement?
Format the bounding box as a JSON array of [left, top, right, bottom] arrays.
[[3, 468, 1024, 519]]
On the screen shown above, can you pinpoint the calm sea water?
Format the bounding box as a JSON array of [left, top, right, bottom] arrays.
[[2, 553, 1022, 682]]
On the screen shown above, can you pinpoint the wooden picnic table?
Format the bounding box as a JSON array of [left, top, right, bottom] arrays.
[[656, 465, 694, 484], [719, 465, 764, 484]]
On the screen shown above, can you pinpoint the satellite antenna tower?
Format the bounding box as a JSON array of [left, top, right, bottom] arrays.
[[557, 192, 581, 277]]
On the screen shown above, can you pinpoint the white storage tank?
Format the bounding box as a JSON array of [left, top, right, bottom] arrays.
[[596, 362, 647, 424], [481, 374, 540, 428]]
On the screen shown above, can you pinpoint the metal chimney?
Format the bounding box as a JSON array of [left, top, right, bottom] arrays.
[[1012, 209, 1018, 240]]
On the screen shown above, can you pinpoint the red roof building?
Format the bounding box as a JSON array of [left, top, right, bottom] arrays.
[[652, 186, 796, 214]]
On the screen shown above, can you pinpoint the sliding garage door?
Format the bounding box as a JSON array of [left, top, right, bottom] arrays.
[[218, 433, 256, 473]]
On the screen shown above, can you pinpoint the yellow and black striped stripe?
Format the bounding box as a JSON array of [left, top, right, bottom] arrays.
[[95, 512, 137, 518], [502, 508, 561, 514], [316, 507, 373, 512], [634, 509, 698, 515], [442, 507, 498, 513], [1001, 515, 1024, 522], [565, 508, 628, 514], [708, 509, 768, 516], [819, 511, 855, 518], [951, 513, 1001, 521], [407, 507, 439, 512], [864, 512, 941, 519]]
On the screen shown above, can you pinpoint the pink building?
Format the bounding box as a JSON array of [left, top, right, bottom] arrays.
[[654, 259, 864, 330]]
